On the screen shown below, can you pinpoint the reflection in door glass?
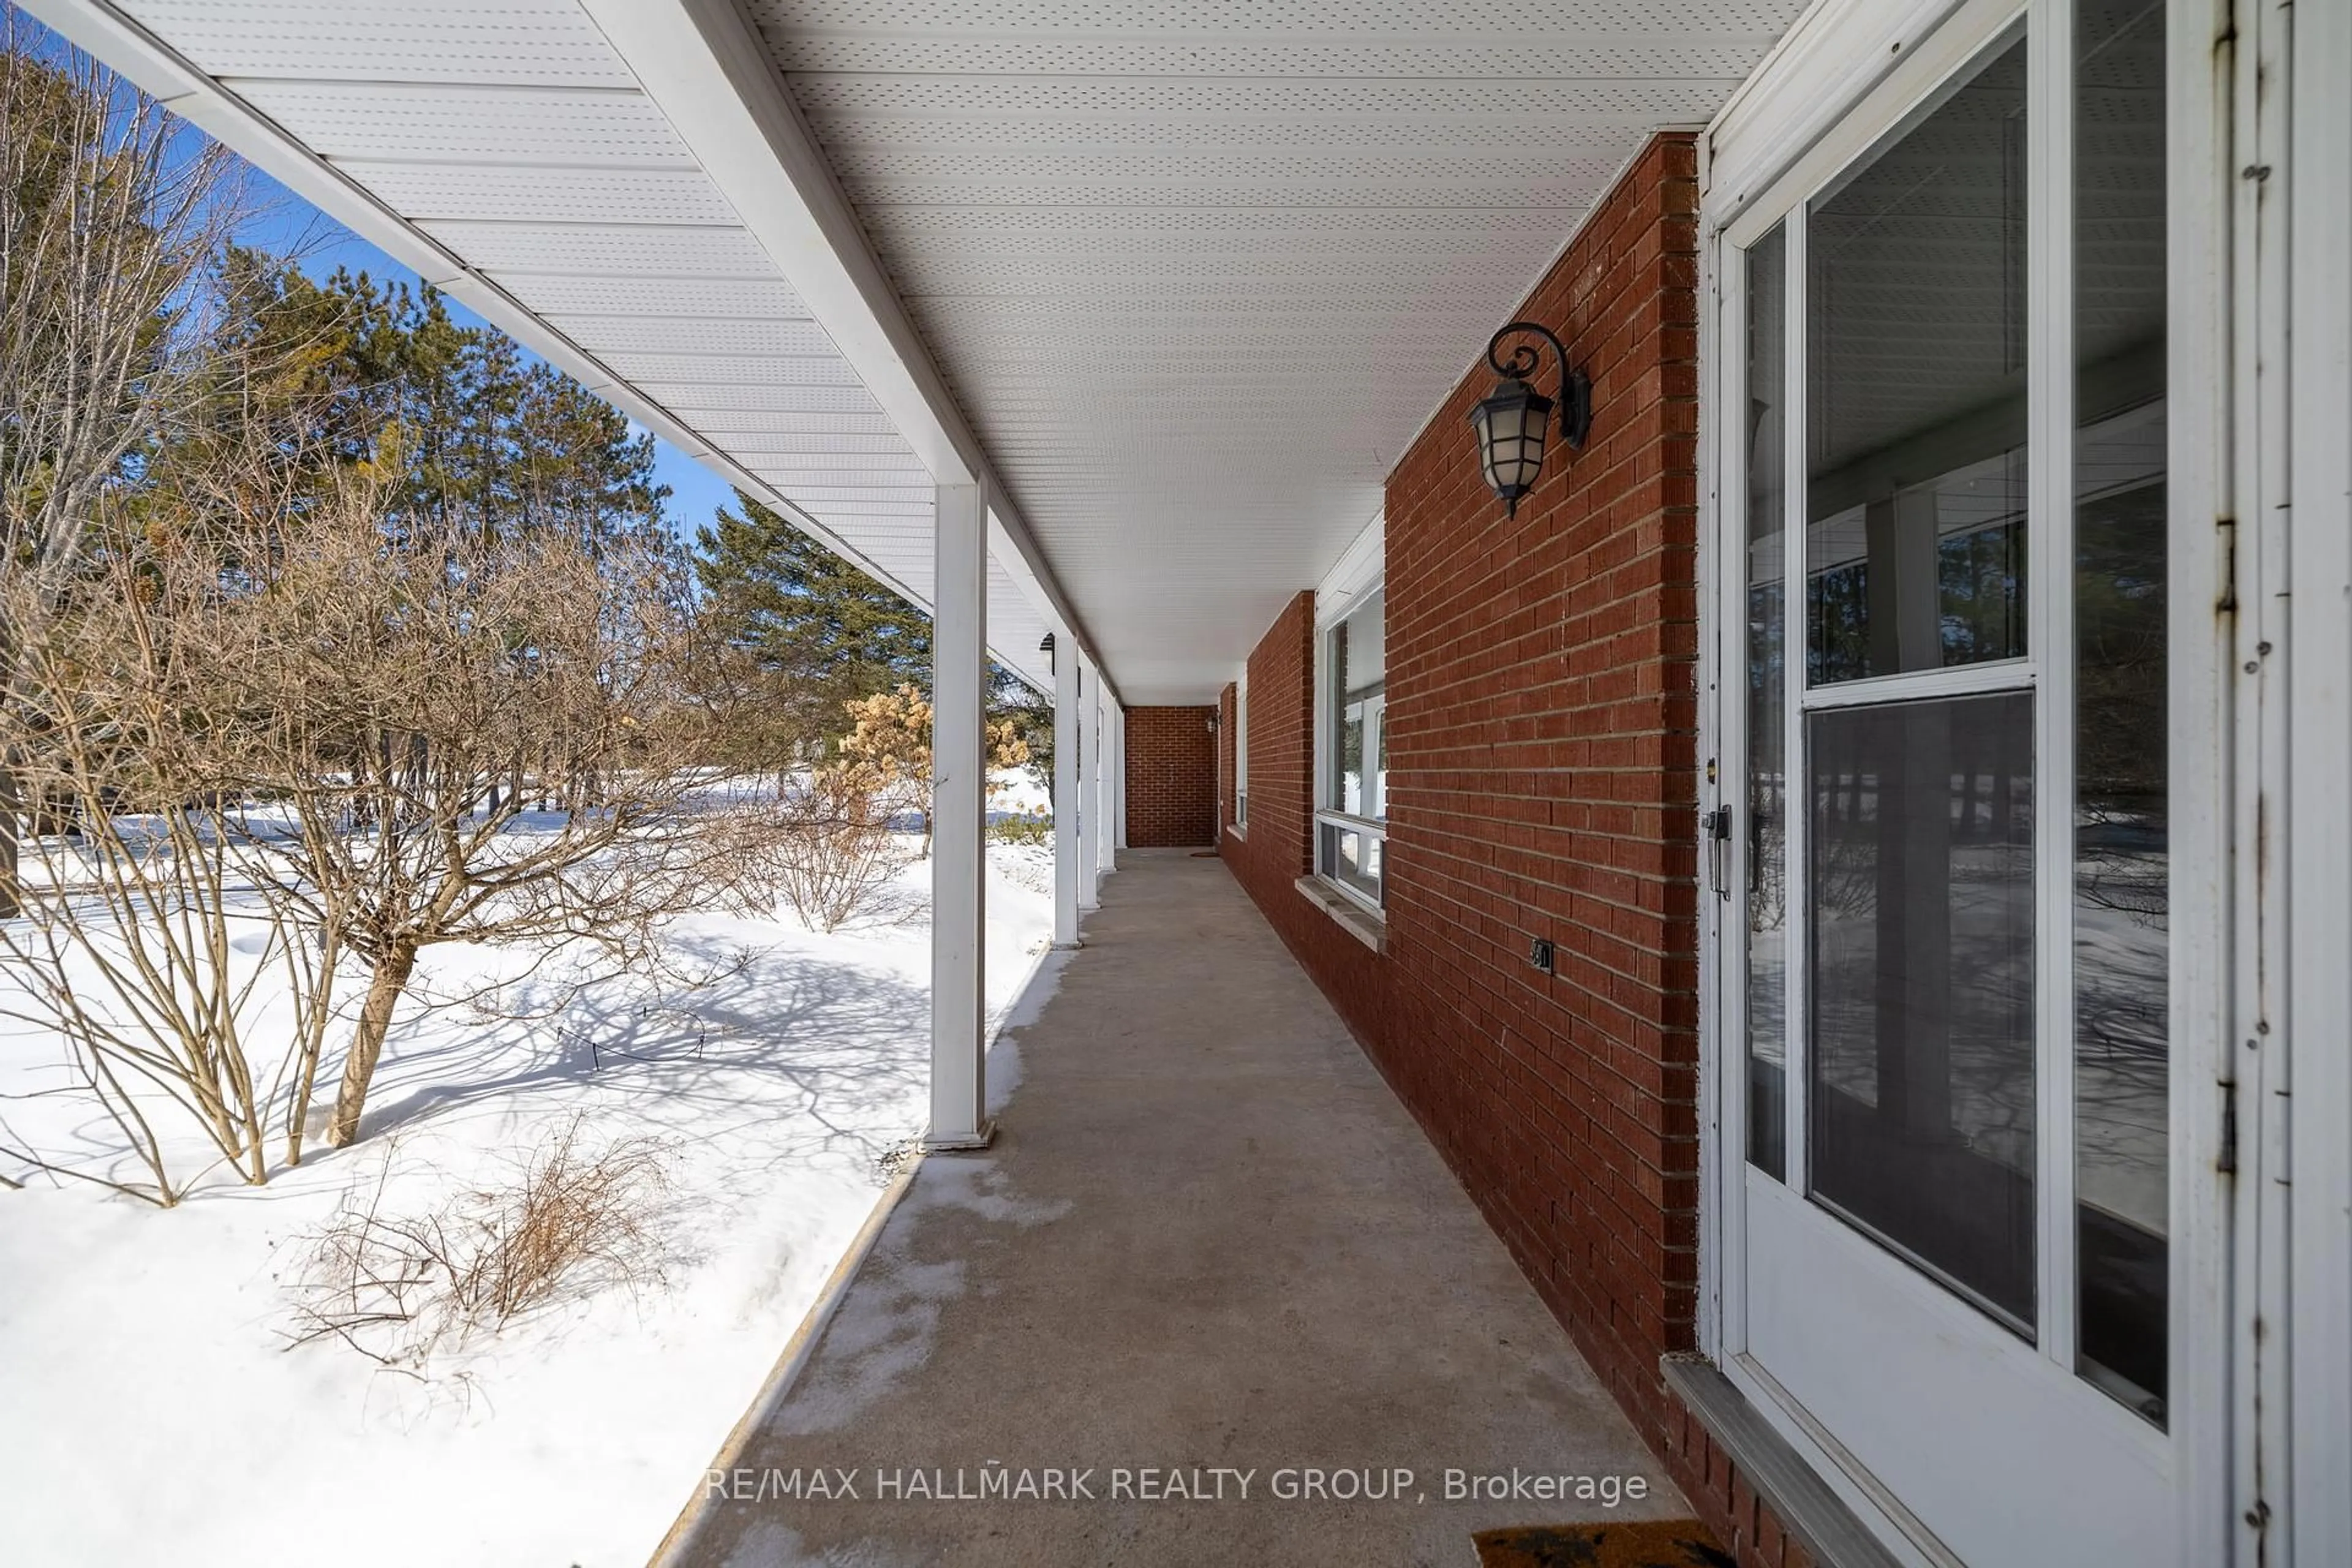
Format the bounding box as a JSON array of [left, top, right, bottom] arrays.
[[1807, 39, 2029, 684], [2074, 0, 2168, 1427], [1746, 225, 1788, 1179], [1810, 694, 2037, 1330]]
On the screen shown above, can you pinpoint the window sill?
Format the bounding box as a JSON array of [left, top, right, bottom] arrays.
[[1225, 822, 1247, 843], [1294, 876, 1385, 954]]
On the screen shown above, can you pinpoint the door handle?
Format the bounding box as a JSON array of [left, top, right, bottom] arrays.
[[1702, 805, 1733, 900]]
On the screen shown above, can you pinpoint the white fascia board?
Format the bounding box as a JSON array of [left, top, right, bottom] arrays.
[[572, 0, 965, 484], [573, 0, 1111, 691], [987, 505, 1108, 707], [1703, 0, 1970, 229], [985, 507, 1062, 644], [1314, 507, 1387, 628], [22, 0, 1054, 680]]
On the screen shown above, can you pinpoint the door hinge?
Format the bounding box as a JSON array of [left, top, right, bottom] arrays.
[[2218, 514, 2239, 616], [2220, 1079, 2239, 1175]]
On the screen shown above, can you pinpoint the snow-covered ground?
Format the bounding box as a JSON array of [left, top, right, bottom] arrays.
[[0, 813, 1058, 1566]]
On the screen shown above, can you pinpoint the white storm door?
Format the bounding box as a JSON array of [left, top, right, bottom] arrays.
[[1712, 2, 2201, 1563]]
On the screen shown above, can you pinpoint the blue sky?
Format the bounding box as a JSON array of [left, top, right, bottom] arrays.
[[237, 174, 741, 545]]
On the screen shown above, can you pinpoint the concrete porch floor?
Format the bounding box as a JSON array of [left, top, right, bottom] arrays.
[[665, 849, 1683, 1567]]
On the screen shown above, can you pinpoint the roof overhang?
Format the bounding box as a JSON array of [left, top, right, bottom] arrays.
[[29, 0, 1812, 704], [26, 0, 1093, 698]]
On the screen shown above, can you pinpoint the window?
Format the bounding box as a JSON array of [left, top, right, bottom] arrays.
[[1234, 671, 1248, 832], [1316, 585, 1385, 911]]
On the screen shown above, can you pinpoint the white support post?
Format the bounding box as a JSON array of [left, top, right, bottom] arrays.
[[1114, 707, 1129, 850], [1052, 638, 1083, 947], [926, 480, 990, 1150], [1094, 688, 1117, 881], [1077, 657, 1101, 912]]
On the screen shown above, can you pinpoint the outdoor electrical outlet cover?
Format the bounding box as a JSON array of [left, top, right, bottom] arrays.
[[1529, 938, 1556, 976]]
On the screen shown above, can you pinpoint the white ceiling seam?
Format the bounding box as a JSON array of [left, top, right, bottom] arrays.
[[224, 81, 696, 166], [760, 40, 1781, 78], [498, 275, 814, 318], [100, 0, 639, 86], [738, 0, 1800, 25], [339, 164, 742, 225], [21, 0, 1066, 696], [416, 223, 786, 278]]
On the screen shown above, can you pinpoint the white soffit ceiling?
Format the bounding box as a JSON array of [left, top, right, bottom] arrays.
[[81, 0, 1060, 692], [752, 0, 1807, 701]]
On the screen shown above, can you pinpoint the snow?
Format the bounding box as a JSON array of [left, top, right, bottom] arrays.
[[0, 816, 1058, 1567], [987, 770, 1052, 821]]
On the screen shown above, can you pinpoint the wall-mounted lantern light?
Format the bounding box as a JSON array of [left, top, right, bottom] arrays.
[[1468, 321, 1591, 517]]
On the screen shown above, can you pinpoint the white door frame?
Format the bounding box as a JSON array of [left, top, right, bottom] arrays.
[[1693, 0, 2242, 1559], [2283, 1, 2352, 1561]]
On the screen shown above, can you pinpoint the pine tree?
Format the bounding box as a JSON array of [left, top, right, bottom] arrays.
[[160, 260, 669, 551], [692, 492, 932, 751]]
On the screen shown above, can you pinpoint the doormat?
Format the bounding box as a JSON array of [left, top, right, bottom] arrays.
[[1472, 1519, 1733, 1568]]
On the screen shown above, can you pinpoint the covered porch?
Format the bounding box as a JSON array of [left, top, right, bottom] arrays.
[[659, 850, 1683, 1567], [30, 1, 2352, 1563]]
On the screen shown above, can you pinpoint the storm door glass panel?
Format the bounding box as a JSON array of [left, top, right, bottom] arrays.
[[1746, 224, 1790, 1180], [1807, 39, 2029, 685], [2073, 0, 2169, 1427], [1809, 693, 2038, 1329]]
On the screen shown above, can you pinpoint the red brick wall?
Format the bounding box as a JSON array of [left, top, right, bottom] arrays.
[[1123, 706, 1217, 847], [1660, 1380, 1819, 1568], [1226, 589, 1396, 1035], [1216, 682, 1238, 839], [1224, 133, 1713, 1492], [1226, 592, 1314, 882]]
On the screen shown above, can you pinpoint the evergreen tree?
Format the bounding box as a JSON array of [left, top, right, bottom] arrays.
[[160, 260, 668, 550], [692, 492, 932, 748]]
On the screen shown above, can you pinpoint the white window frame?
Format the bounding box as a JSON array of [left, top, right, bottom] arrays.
[[1231, 668, 1248, 837], [1313, 512, 1387, 918]]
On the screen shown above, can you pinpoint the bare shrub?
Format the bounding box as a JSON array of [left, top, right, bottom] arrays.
[[706, 682, 1038, 935], [712, 763, 911, 934], [0, 475, 725, 1189], [0, 532, 341, 1204], [202, 485, 722, 1148], [287, 1116, 671, 1368]]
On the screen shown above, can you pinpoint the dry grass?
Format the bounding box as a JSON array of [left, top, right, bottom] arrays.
[[286, 1116, 673, 1370]]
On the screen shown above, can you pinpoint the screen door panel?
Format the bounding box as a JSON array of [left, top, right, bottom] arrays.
[[1809, 692, 2038, 1330]]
